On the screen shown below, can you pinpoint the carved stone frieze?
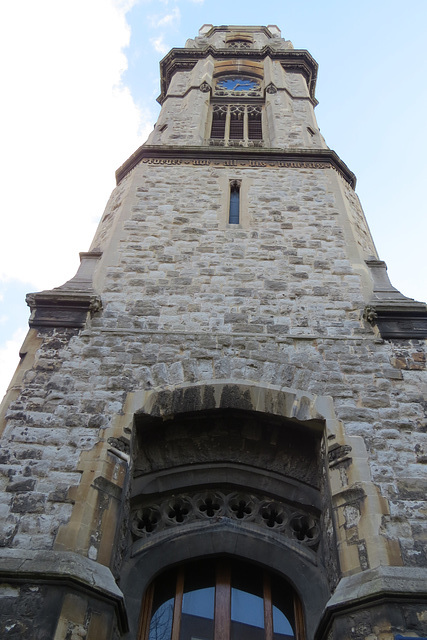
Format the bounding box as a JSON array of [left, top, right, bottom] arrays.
[[131, 489, 320, 550]]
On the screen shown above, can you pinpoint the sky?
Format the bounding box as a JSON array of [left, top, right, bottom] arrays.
[[1, 0, 426, 400]]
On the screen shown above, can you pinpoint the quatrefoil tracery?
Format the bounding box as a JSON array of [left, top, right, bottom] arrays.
[[131, 490, 319, 550]]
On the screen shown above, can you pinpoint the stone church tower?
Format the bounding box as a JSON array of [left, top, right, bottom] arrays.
[[1, 24, 426, 640]]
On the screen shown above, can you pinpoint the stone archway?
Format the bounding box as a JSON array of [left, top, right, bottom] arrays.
[[118, 381, 342, 639]]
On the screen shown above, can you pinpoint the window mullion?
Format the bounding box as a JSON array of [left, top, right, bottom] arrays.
[[137, 583, 154, 640], [171, 568, 185, 640], [214, 560, 231, 640], [224, 105, 231, 145], [293, 595, 305, 640], [263, 571, 274, 640], [243, 105, 249, 144]]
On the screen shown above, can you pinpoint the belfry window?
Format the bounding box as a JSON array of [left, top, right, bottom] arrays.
[[139, 558, 304, 640], [210, 105, 263, 146]]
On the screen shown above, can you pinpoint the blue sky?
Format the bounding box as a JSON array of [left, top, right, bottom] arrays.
[[1, 0, 427, 398]]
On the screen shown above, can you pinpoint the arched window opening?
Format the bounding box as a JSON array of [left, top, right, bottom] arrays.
[[229, 180, 241, 224], [139, 558, 304, 640]]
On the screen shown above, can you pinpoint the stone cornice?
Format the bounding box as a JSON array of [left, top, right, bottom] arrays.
[[158, 47, 318, 104], [115, 145, 356, 188], [0, 549, 128, 632], [26, 290, 102, 328], [364, 259, 427, 338], [317, 566, 427, 639]]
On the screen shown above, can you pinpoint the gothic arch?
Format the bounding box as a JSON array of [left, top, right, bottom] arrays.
[[117, 381, 341, 639], [130, 380, 337, 430], [120, 523, 331, 640]]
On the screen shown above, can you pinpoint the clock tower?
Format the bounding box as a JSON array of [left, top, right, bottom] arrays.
[[1, 25, 427, 640]]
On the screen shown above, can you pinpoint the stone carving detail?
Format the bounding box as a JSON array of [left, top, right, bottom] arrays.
[[328, 444, 352, 467], [131, 490, 320, 550], [266, 83, 277, 94], [107, 436, 130, 455], [199, 81, 211, 92], [364, 306, 378, 324], [227, 41, 252, 49]]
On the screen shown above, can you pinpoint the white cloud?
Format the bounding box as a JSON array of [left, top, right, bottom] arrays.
[[149, 6, 181, 29], [157, 7, 181, 26], [150, 35, 170, 55], [0, 0, 155, 398], [0, 0, 149, 290]]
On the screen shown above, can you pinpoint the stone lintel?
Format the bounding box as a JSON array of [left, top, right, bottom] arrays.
[[26, 290, 102, 328], [115, 145, 356, 188], [0, 549, 128, 632], [317, 566, 427, 638], [158, 46, 318, 103]]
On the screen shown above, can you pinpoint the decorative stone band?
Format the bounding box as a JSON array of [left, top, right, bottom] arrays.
[[116, 145, 356, 187], [131, 490, 320, 550], [208, 138, 264, 148]]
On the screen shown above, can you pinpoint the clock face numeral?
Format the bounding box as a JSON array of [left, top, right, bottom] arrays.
[[216, 77, 260, 92]]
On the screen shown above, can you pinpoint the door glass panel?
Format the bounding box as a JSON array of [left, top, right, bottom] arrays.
[[231, 562, 264, 640], [149, 568, 176, 640], [180, 560, 215, 640], [273, 605, 294, 640], [271, 575, 295, 640]]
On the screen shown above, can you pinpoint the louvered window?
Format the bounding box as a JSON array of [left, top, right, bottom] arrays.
[[210, 105, 262, 146], [229, 106, 245, 140], [211, 109, 226, 139], [248, 107, 263, 140]]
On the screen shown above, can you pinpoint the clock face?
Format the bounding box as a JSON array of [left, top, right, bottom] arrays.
[[216, 77, 259, 92]]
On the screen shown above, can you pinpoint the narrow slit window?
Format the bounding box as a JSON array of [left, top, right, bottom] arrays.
[[229, 181, 241, 224]]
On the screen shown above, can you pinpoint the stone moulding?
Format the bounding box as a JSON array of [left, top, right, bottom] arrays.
[[158, 46, 318, 104], [115, 145, 356, 187], [365, 259, 427, 338], [26, 250, 102, 328], [317, 566, 427, 639], [26, 290, 102, 328], [0, 549, 128, 633]]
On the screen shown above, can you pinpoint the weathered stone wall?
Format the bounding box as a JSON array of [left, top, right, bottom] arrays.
[[1, 161, 426, 571]]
